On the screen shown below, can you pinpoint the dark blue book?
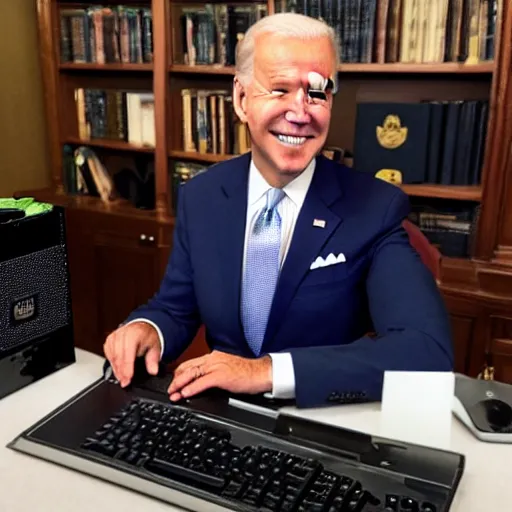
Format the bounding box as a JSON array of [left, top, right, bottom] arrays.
[[425, 101, 447, 184], [439, 101, 463, 185], [353, 102, 432, 184]]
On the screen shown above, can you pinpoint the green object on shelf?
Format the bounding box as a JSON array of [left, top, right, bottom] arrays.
[[0, 197, 53, 217]]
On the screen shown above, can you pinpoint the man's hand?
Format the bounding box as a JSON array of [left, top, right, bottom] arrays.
[[168, 351, 272, 402], [103, 321, 161, 387]]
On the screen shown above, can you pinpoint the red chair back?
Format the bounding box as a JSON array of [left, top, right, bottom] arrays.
[[402, 219, 441, 280]]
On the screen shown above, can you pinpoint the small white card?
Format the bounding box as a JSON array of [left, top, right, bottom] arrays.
[[379, 371, 455, 450]]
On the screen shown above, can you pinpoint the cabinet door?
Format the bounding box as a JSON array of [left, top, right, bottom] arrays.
[[66, 210, 166, 355], [93, 230, 161, 343], [489, 338, 512, 383], [442, 293, 487, 376], [488, 317, 512, 384]]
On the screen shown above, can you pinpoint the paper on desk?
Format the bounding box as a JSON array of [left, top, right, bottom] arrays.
[[379, 371, 454, 450]]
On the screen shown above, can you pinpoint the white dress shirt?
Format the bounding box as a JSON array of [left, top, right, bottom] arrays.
[[130, 157, 316, 400]]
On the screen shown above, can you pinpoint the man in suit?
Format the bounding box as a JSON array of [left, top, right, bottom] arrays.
[[104, 13, 453, 408]]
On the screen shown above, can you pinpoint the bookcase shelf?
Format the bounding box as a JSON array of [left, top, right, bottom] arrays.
[[169, 62, 494, 77], [337, 62, 495, 74], [14, 187, 166, 221], [401, 184, 483, 201], [169, 64, 236, 75], [59, 63, 153, 72], [65, 137, 155, 154], [169, 150, 237, 163]]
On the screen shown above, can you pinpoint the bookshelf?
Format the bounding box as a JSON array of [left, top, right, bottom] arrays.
[[64, 136, 156, 153], [170, 64, 236, 75], [168, 149, 233, 163], [169, 61, 496, 75], [401, 184, 483, 201], [59, 62, 153, 71], [336, 61, 496, 73], [26, 0, 512, 382]]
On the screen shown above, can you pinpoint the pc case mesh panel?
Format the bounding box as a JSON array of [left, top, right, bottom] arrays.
[[0, 245, 70, 352]]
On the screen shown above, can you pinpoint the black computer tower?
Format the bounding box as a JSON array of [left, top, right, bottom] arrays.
[[0, 203, 75, 399]]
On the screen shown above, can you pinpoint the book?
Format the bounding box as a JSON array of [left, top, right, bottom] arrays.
[[353, 102, 432, 184]]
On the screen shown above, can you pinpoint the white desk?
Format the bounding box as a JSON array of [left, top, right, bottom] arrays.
[[0, 348, 510, 511]]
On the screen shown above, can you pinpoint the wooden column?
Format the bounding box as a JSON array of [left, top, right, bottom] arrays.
[[152, 0, 171, 218], [475, 0, 512, 262], [36, 0, 63, 194]]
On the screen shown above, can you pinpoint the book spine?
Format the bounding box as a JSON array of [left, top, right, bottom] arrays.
[[142, 8, 153, 63], [59, 11, 73, 62], [374, 0, 390, 63], [386, 0, 402, 63]]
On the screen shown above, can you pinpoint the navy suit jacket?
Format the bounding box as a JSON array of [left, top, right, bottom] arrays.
[[126, 153, 453, 408]]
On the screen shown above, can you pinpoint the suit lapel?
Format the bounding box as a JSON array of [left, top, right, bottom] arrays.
[[215, 153, 251, 349], [262, 157, 344, 351]]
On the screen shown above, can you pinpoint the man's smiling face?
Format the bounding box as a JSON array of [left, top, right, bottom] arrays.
[[234, 33, 336, 187]]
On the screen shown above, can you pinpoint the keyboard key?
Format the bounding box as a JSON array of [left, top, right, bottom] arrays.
[[145, 458, 225, 489], [385, 494, 400, 510], [401, 496, 418, 511]]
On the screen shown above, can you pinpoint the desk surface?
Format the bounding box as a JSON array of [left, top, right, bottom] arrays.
[[0, 348, 510, 511]]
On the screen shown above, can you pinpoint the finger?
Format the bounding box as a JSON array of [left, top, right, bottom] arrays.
[[118, 332, 138, 387], [181, 372, 220, 399], [107, 334, 125, 384], [145, 346, 160, 375], [169, 391, 183, 402], [174, 355, 209, 375], [103, 336, 113, 365], [168, 366, 202, 395]]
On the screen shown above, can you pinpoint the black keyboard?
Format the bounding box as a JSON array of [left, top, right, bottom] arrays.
[[80, 398, 438, 512]]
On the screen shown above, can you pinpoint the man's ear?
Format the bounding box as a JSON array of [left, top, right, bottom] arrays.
[[233, 77, 248, 123]]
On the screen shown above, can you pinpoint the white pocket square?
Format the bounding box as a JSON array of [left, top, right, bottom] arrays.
[[310, 252, 346, 270]]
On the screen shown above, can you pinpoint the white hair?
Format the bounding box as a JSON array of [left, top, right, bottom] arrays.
[[235, 13, 340, 87]]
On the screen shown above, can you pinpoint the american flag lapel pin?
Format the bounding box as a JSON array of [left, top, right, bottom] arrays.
[[313, 218, 326, 228]]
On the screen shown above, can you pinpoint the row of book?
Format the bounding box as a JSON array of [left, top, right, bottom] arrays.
[[73, 85, 487, 188], [179, 3, 268, 66], [408, 197, 480, 258], [63, 145, 157, 209], [59, 6, 153, 64], [276, 0, 497, 64], [58, 1, 497, 67], [74, 88, 156, 147], [181, 89, 251, 156], [172, 161, 209, 209], [353, 100, 488, 186], [62, 145, 115, 202], [63, 146, 207, 212]]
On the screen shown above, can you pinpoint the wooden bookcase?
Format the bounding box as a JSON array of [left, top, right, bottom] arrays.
[[27, 0, 512, 381]]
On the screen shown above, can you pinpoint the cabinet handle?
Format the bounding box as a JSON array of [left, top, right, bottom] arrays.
[[139, 233, 155, 246]]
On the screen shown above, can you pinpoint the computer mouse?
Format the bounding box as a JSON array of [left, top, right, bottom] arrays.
[[453, 373, 512, 442], [481, 398, 512, 431]]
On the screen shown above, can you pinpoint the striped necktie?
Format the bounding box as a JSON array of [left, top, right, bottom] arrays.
[[241, 187, 286, 355]]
